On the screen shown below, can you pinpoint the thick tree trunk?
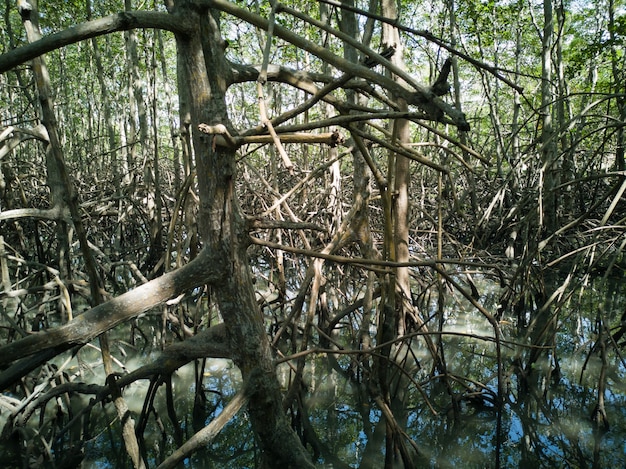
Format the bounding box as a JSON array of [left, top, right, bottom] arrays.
[[172, 2, 313, 466]]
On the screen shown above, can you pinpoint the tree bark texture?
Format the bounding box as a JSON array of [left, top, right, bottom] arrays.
[[172, 2, 314, 467]]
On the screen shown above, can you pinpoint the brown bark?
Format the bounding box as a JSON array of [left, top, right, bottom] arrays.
[[173, 2, 314, 466]]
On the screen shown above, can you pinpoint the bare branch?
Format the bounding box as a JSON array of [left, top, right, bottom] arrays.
[[199, 123, 345, 148], [206, 0, 470, 130], [0, 247, 225, 368], [157, 386, 249, 469], [316, 0, 524, 94], [0, 11, 192, 73]]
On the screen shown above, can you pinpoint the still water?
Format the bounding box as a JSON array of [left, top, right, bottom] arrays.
[[5, 275, 626, 468]]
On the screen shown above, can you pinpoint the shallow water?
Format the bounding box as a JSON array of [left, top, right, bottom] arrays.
[[3, 275, 625, 468]]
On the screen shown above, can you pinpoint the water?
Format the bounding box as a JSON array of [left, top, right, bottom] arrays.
[[1, 275, 625, 468]]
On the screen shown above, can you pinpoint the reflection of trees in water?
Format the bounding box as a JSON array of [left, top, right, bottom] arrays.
[[110, 275, 622, 468], [0, 0, 625, 467], [1, 259, 624, 467]]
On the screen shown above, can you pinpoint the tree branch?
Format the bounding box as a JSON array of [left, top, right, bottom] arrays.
[[0, 11, 192, 73], [157, 385, 249, 469], [0, 247, 225, 368], [206, 0, 470, 130], [199, 122, 345, 148], [316, 0, 524, 94]]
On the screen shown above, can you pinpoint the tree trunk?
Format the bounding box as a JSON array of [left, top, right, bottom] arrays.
[[172, 2, 313, 467], [609, 0, 625, 171], [541, 0, 558, 233], [18, 1, 145, 467]]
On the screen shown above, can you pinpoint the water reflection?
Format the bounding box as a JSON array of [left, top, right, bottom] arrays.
[[2, 277, 624, 468], [304, 276, 626, 468]]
